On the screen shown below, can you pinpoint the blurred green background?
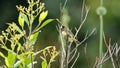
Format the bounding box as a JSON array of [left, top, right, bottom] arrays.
[[0, 0, 120, 68]]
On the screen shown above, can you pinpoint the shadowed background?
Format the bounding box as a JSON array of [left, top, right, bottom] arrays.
[[0, 0, 120, 68]]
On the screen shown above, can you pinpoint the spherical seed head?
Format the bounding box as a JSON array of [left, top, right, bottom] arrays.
[[96, 6, 107, 16]]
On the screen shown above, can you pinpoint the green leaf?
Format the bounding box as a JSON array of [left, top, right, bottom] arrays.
[[39, 11, 48, 22], [29, 32, 39, 46], [19, 12, 29, 27], [18, 12, 24, 28], [25, 57, 31, 66], [5, 52, 16, 67], [18, 52, 34, 60], [41, 60, 47, 68], [17, 52, 34, 67], [39, 19, 54, 29]]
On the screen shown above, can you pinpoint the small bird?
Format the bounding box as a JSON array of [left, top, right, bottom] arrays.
[[60, 25, 80, 44]]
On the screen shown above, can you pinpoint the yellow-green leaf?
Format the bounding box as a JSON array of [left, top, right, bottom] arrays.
[[42, 60, 47, 68], [39, 11, 48, 22], [17, 52, 34, 65], [25, 57, 31, 65], [18, 12, 24, 28], [29, 32, 39, 46], [40, 19, 54, 29], [5, 52, 16, 67], [20, 12, 29, 26], [5, 59, 9, 67]]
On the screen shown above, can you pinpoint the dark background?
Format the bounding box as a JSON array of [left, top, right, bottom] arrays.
[[0, 0, 120, 68]]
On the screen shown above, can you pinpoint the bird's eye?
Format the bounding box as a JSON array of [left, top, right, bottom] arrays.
[[61, 25, 65, 29]]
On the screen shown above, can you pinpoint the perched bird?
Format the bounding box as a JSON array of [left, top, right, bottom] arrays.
[[60, 25, 80, 44]]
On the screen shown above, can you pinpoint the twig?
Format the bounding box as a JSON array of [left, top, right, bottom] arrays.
[[100, 50, 109, 64], [30, 54, 34, 68], [69, 49, 77, 63], [66, 39, 70, 68], [93, 49, 110, 68], [103, 33, 115, 68], [57, 24, 66, 68], [74, 6, 90, 38], [63, 0, 68, 10], [93, 57, 99, 68], [71, 28, 96, 54], [98, 50, 109, 67], [108, 41, 116, 68], [57, 24, 66, 56], [70, 53, 80, 68], [84, 44, 90, 68], [81, 0, 85, 21], [70, 6, 92, 55]]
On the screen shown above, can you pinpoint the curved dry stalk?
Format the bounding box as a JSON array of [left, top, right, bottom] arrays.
[[57, 24, 66, 68], [74, 6, 90, 39], [93, 50, 110, 68], [70, 53, 80, 68], [63, 0, 68, 10], [103, 33, 115, 68], [71, 28, 96, 54], [69, 49, 77, 63], [94, 33, 120, 68], [84, 44, 90, 68]]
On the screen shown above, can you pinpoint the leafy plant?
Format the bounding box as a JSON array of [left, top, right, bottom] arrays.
[[0, 0, 57, 68], [0, 22, 25, 68], [40, 46, 59, 68]]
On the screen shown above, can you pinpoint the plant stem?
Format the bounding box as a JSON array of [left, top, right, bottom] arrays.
[[100, 0, 103, 6], [99, 15, 103, 68], [99, 0, 103, 68]]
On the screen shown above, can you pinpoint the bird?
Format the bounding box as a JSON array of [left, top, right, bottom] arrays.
[[60, 25, 80, 45]]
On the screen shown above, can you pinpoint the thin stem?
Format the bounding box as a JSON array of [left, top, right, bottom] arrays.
[[99, 0, 104, 67], [74, 6, 90, 38], [99, 15, 103, 68], [81, 0, 85, 21], [71, 28, 96, 54], [66, 42, 71, 68], [103, 33, 116, 68], [63, 0, 68, 9], [58, 25, 66, 68], [100, 0, 103, 6], [30, 54, 34, 68], [84, 45, 90, 68], [69, 49, 77, 63], [32, 21, 41, 33], [70, 53, 80, 68]]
